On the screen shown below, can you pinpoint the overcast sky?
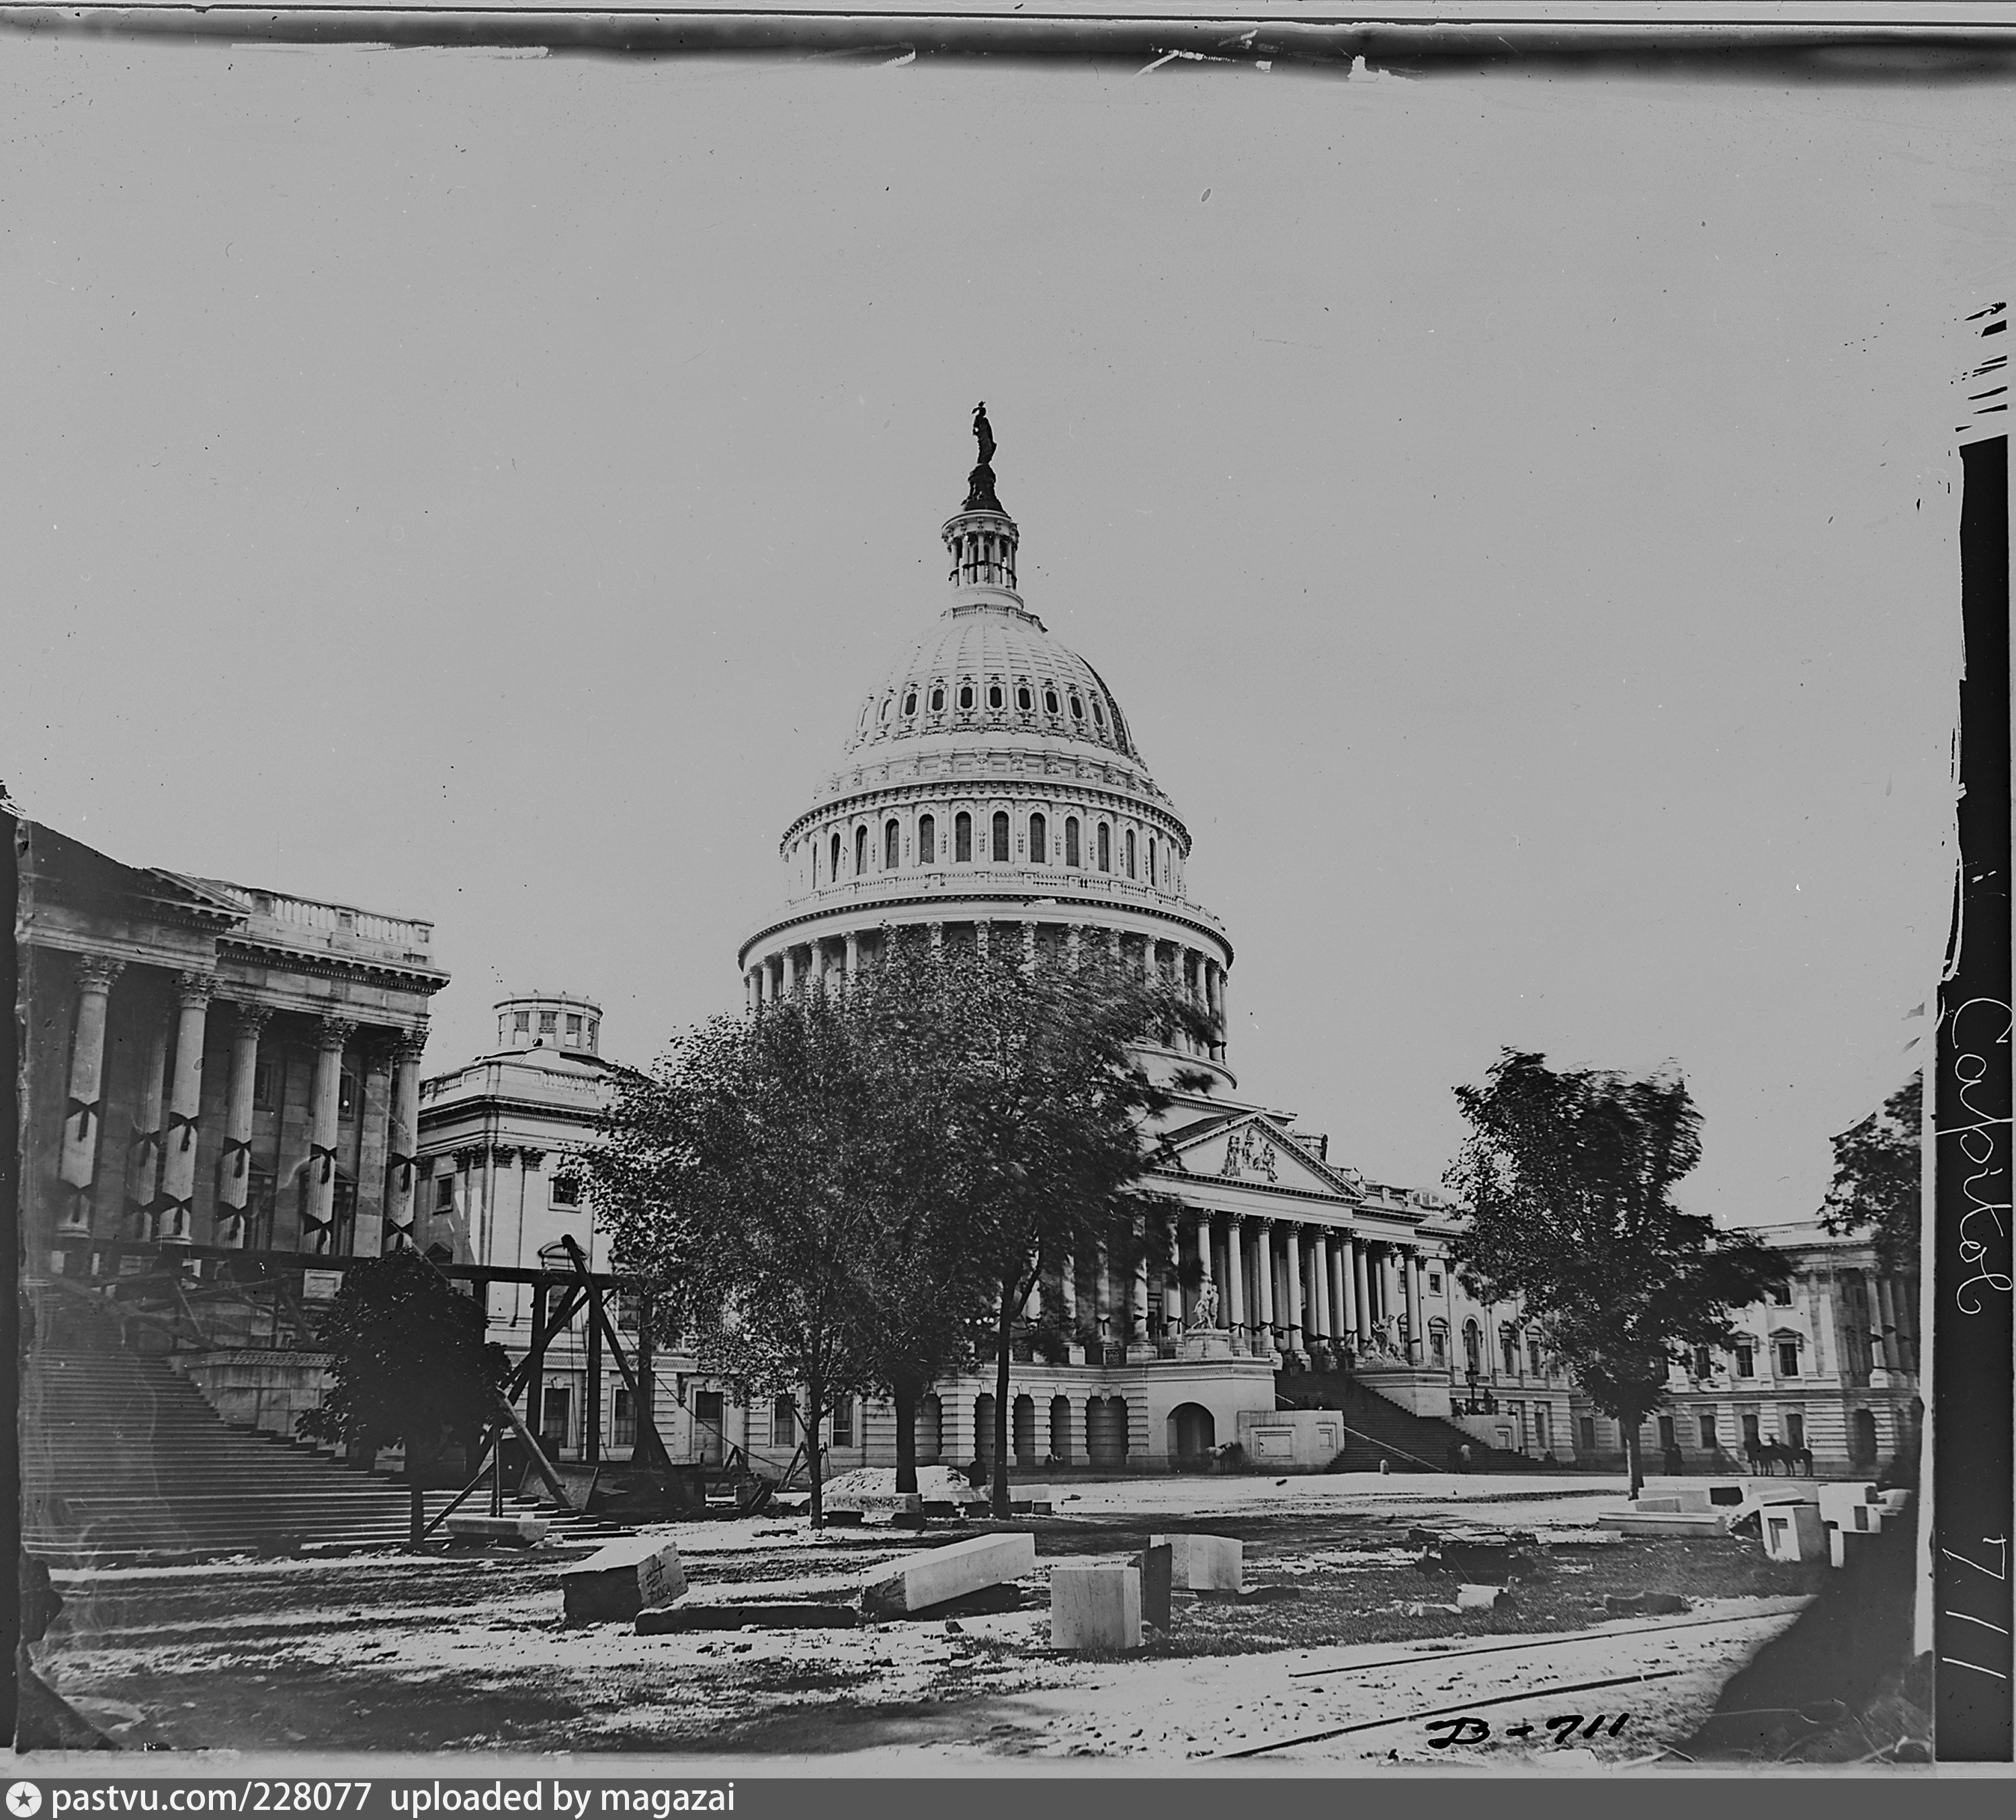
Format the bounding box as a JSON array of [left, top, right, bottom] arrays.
[[7, 40, 2005, 1228]]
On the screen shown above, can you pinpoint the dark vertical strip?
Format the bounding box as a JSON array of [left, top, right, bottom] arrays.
[[3, 813, 24, 1747], [1935, 428, 2013, 1762]]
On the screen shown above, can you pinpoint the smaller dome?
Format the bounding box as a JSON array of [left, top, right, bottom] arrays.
[[494, 991, 602, 1056]]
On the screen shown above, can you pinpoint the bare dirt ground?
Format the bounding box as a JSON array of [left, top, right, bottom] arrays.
[[31, 1472, 1833, 1766]]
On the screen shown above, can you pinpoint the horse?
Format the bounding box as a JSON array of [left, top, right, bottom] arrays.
[[1744, 1436, 1786, 1476]]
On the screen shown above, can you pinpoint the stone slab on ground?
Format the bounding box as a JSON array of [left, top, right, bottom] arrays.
[[1761, 1504, 1826, 1563], [1456, 1584, 1513, 1610], [1151, 1532, 1242, 1592], [904, 1583, 1023, 1622], [446, 1513, 550, 1547], [1607, 1592, 1689, 1616], [860, 1530, 1036, 1618], [1051, 1561, 1143, 1652], [560, 1535, 688, 1624], [1132, 1544, 1173, 1630], [635, 1603, 859, 1633]]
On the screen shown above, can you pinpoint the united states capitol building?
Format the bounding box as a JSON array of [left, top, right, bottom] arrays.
[[17, 417, 1921, 1518]]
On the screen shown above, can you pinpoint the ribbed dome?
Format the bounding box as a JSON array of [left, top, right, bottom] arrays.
[[845, 599, 1140, 763]]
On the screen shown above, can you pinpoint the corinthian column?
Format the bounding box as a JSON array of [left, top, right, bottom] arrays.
[[126, 1010, 171, 1244], [155, 973, 216, 1244], [213, 1004, 272, 1248], [304, 1016, 355, 1256], [1284, 1224, 1305, 1355], [1353, 1241, 1372, 1345], [1226, 1214, 1247, 1351], [382, 1030, 427, 1252], [1312, 1230, 1333, 1352], [1255, 1219, 1276, 1353], [57, 957, 125, 1233], [1404, 1248, 1425, 1364]]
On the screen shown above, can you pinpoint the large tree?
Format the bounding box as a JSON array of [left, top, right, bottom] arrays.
[[580, 991, 886, 1526], [1443, 1049, 1783, 1497], [898, 943, 1214, 1518], [1819, 1074, 1923, 1275]]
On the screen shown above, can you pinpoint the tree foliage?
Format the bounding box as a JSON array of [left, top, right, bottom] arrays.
[[1443, 1049, 1783, 1495], [579, 935, 1216, 1520], [297, 1250, 509, 1465], [1819, 1074, 1923, 1275]]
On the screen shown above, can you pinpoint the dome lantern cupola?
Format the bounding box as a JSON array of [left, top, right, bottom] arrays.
[[941, 401, 1019, 593]]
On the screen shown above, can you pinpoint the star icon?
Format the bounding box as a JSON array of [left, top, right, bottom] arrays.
[[8, 1783, 44, 1817]]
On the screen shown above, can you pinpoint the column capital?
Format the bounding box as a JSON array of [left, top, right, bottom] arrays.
[[77, 955, 126, 992], [174, 970, 218, 1008], [393, 1026, 430, 1064], [315, 1014, 357, 1053], [233, 1001, 276, 1037]]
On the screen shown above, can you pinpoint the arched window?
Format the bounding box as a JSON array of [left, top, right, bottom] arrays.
[[854, 826, 867, 877], [1462, 1319, 1482, 1375], [879, 697, 892, 723], [1069, 693, 1085, 722], [1500, 1327, 1519, 1377], [1015, 683, 1033, 712], [829, 831, 841, 881], [1124, 829, 1137, 879], [1029, 813, 1046, 864], [955, 811, 972, 863], [918, 814, 935, 865], [988, 682, 1005, 710], [810, 847, 819, 888], [1044, 688, 1060, 716], [991, 811, 1010, 863], [902, 689, 917, 717], [1091, 699, 1105, 728], [1064, 816, 1081, 867], [958, 682, 974, 711], [884, 819, 900, 870], [1097, 822, 1111, 871], [929, 685, 945, 713], [1148, 836, 1157, 885]]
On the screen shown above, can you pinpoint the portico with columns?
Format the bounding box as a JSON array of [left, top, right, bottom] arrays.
[[17, 815, 448, 1275]]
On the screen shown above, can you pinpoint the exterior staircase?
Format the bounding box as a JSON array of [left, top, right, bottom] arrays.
[[1277, 1370, 1529, 1473], [20, 1282, 621, 1565]]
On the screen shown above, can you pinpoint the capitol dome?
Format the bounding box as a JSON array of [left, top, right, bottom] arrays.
[[739, 412, 1234, 1088]]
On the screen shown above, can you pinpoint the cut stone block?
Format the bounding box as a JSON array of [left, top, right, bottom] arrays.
[[905, 1583, 1022, 1622], [446, 1512, 549, 1547], [823, 1509, 865, 1527], [1151, 1532, 1243, 1592], [1050, 1561, 1142, 1651], [1132, 1543, 1173, 1630], [1761, 1504, 1826, 1563], [560, 1535, 688, 1624], [1456, 1584, 1513, 1610], [860, 1530, 1036, 1618], [1879, 1489, 1913, 1518], [922, 1500, 960, 1519], [636, 1603, 858, 1633], [1818, 1483, 1884, 1533]]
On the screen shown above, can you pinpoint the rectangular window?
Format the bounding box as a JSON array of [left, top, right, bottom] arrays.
[[253, 1059, 278, 1111], [435, 1175, 456, 1211], [770, 1396, 796, 1448], [955, 813, 972, 863], [337, 1070, 358, 1121], [1742, 1412, 1761, 1448], [541, 1385, 570, 1450], [1699, 1414, 1718, 1450], [919, 815, 935, 865], [1784, 1412, 1804, 1450], [1735, 1344, 1755, 1379], [1771, 1281, 1793, 1307], [550, 1174, 581, 1208], [1692, 1344, 1713, 1379], [1527, 1339, 1543, 1377], [538, 1012, 557, 1035], [1777, 1340, 1800, 1378], [1578, 1416, 1596, 1451], [831, 1397, 854, 1448], [1097, 823, 1111, 871], [1657, 1415, 1677, 1450], [515, 1010, 531, 1034], [1427, 1271, 1442, 1294], [612, 1387, 636, 1449], [1064, 818, 1080, 867], [564, 1014, 582, 1045]]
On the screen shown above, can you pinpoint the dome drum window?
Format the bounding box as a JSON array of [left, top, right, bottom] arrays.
[[1029, 813, 1047, 865], [1044, 688, 1060, 716], [1097, 822, 1111, 871], [902, 690, 918, 717], [1015, 684, 1033, 713], [1068, 693, 1084, 720], [1064, 816, 1081, 867], [987, 683, 1005, 711], [884, 820, 900, 870], [959, 683, 974, 711], [829, 832, 841, 882], [955, 811, 972, 863], [991, 811, 1010, 864], [919, 814, 936, 865], [929, 686, 945, 713]]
